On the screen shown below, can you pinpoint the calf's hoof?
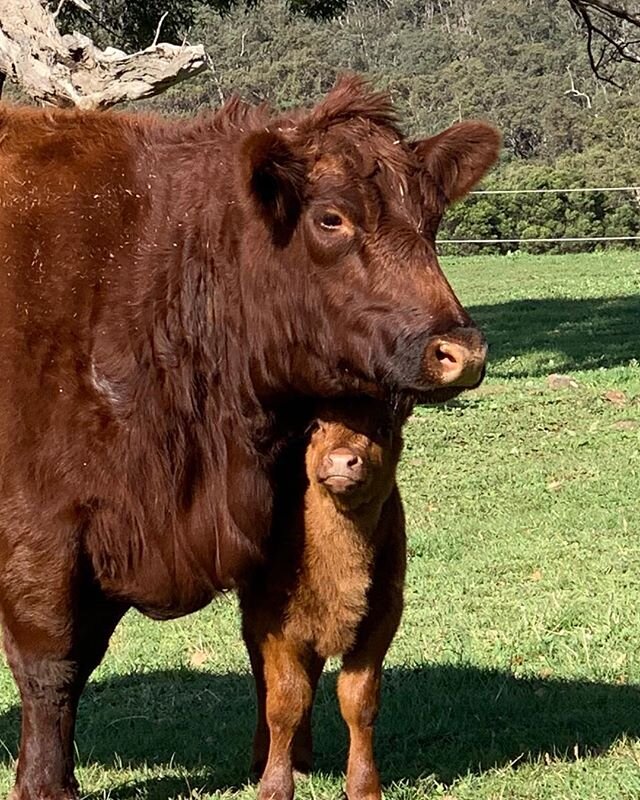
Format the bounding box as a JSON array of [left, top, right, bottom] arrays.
[[346, 792, 382, 800], [258, 773, 294, 800], [345, 775, 382, 800]]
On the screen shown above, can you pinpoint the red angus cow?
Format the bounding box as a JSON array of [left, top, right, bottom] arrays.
[[0, 76, 499, 799]]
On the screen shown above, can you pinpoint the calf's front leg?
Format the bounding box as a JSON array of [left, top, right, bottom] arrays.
[[337, 657, 383, 800], [337, 600, 403, 800], [258, 637, 315, 800]]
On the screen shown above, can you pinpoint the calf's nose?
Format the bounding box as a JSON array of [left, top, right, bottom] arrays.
[[424, 328, 488, 389], [323, 448, 364, 477]]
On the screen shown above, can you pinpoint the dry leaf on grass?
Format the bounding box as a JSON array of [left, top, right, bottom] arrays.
[[189, 649, 210, 668], [547, 374, 579, 390], [602, 390, 627, 407], [612, 420, 639, 431]]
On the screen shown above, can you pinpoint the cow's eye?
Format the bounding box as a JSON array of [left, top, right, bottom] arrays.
[[319, 212, 344, 230]]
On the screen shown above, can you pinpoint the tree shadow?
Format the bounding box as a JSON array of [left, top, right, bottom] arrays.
[[467, 294, 640, 378], [2, 664, 640, 797]]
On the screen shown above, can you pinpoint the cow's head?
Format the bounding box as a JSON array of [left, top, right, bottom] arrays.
[[239, 76, 500, 404]]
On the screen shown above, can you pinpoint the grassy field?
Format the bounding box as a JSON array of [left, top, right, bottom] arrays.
[[1, 251, 639, 799]]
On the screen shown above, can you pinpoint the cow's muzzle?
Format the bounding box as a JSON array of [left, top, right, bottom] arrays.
[[392, 325, 488, 402], [423, 327, 488, 390]]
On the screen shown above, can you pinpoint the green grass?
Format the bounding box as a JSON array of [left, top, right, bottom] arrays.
[[1, 251, 640, 799]]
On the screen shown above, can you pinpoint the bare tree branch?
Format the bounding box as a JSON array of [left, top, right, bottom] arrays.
[[151, 11, 169, 48], [0, 0, 207, 109], [565, 65, 593, 106], [52, 0, 91, 20], [569, 0, 640, 85]]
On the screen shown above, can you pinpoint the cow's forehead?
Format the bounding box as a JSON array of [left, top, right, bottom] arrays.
[[303, 126, 415, 194], [313, 120, 411, 166], [309, 153, 345, 181]]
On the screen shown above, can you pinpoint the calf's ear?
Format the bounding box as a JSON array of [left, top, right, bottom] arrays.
[[242, 130, 306, 246], [412, 121, 501, 206]]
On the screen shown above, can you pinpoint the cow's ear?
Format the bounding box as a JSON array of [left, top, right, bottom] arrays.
[[243, 130, 306, 245], [412, 121, 501, 206]]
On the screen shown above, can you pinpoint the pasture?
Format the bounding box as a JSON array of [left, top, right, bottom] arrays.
[[1, 250, 639, 800]]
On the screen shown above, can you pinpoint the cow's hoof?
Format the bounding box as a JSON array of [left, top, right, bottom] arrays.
[[9, 788, 78, 800]]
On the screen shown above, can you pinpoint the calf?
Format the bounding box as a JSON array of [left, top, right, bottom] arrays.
[[240, 398, 407, 800]]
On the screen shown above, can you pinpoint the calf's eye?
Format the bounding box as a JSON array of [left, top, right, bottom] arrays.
[[319, 212, 344, 230]]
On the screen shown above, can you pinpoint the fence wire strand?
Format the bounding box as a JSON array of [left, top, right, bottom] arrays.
[[471, 186, 640, 195]]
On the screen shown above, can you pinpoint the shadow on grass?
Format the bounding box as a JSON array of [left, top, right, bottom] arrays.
[[468, 294, 640, 377], [2, 664, 640, 796]]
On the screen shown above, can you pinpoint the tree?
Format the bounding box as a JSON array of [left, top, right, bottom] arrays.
[[54, 0, 640, 86], [0, 0, 360, 108]]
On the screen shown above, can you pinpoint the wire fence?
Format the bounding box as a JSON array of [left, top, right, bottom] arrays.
[[436, 185, 640, 250], [471, 186, 640, 195]]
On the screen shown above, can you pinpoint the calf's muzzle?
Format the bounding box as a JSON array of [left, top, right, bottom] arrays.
[[317, 447, 365, 494]]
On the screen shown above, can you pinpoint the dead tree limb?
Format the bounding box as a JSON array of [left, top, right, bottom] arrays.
[[569, 0, 640, 85], [0, 0, 207, 109]]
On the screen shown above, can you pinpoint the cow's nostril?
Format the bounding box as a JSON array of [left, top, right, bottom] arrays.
[[433, 341, 466, 380], [435, 342, 460, 367], [347, 454, 362, 469], [426, 334, 487, 389]]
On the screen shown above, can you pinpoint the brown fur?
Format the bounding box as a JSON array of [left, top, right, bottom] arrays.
[[240, 398, 407, 800], [0, 75, 499, 798]]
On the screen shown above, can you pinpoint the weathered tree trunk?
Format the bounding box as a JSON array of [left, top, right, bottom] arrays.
[[0, 0, 207, 109]]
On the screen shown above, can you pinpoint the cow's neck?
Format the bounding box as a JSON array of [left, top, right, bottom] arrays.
[[86, 150, 282, 610]]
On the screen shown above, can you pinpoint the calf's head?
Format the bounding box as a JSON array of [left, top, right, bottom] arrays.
[[306, 399, 402, 510], [240, 76, 500, 404]]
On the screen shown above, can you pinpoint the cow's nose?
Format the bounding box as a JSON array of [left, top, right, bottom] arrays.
[[425, 328, 488, 388]]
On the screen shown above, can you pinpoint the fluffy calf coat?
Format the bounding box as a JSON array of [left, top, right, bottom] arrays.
[[240, 398, 406, 800]]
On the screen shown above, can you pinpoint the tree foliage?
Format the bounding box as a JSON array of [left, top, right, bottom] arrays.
[[49, 0, 640, 252], [128, 0, 639, 253]]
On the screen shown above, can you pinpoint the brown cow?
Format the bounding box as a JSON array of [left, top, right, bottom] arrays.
[[240, 397, 407, 800], [0, 76, 499, 799]]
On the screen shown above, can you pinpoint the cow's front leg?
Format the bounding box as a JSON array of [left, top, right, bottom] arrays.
[[1, 522, 125, 800], [6, 651, 81, 800], [4, 594, 125, 800], [243, 629, 270, 777]]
